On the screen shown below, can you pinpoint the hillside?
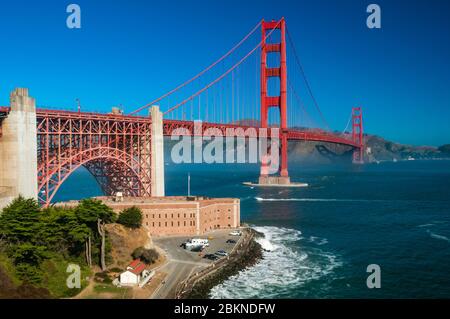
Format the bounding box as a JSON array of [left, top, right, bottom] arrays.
[[287, 134, 448, 163], [106, 223, 154, 268]]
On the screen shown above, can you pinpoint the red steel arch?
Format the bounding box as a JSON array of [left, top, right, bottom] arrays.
[[36, 109, 153, 206]]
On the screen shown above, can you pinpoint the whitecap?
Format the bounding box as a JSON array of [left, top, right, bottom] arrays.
[[417, 223, 434, 228], [254, 197, 419, 204], [427, 230, 450, 243], [308, 236, 329, 246], [209, 226, 342, 299]]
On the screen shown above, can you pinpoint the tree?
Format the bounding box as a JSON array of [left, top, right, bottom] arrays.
[[0, 196, 41, 244], [38, 206, 90, 256], [97, 219, 106, 271], [74, 198, 115, 227], [9, 243, 48, 284], [117, 207, 143, 229], [10, 243, 47, 266], [74, 198, 115, 269]]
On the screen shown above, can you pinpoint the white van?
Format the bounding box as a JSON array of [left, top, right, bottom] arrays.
[[190, 238, 209, 246], [183, 238, 209, 250]]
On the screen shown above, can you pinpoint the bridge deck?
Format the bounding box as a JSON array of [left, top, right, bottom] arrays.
[[0, 107, 361, 148]]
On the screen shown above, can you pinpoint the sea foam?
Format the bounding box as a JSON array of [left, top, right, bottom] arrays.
[[209, 226, 342, 299]]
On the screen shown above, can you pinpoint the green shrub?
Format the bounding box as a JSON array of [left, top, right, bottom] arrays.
[[15, 263, 44, 284], [131, 247, 159, 265]]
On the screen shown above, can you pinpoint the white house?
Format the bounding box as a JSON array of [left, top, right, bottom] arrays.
[[119, 259, 146, 286]]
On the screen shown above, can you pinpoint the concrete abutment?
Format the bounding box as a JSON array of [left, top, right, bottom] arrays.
[[0, 88, 38, 209]]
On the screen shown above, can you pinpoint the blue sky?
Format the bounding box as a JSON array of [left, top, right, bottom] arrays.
[[0, 0, 449, 146]]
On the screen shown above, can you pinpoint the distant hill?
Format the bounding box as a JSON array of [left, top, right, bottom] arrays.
[[363, 135, 446, 162], [288, 134, 449, 163]]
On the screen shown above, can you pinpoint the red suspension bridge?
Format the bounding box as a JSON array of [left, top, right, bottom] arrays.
[[0, 18, 364, 207]]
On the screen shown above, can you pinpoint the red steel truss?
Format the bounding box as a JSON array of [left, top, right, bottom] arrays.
[[36, 109, 153, 206]]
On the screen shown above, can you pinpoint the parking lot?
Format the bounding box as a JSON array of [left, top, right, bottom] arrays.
[[151, 228, 242, 298], [154, 228, 241, 264]]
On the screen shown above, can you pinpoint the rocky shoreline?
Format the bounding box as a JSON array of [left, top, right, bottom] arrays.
[[178, 228, 263, 299]]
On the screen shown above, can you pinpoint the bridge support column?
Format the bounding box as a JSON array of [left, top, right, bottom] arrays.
[[0, 88, 38, 209], [352, 107, 364, 164], [257, 18, 292, 186], [150, 105, 165, 197]]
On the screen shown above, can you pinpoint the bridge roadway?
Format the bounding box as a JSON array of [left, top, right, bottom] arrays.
[[26, 107, 359, 148], [0, 106, 359, 149]]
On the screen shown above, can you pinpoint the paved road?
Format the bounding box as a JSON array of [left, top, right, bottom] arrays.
[[151, 229, 241, 299]]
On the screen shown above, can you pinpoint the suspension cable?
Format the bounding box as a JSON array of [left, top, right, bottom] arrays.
[[129, 21, 262, 116], [341, 111, 353, 135], [287, 78, 315, 128], [286, 26, 330, 131], [164, 21, 281, 116]]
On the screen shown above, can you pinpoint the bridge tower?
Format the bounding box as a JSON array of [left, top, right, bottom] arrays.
[[352, 107, 364, 164], [0, 88, 38, 209], [259, 18, 290, 185]]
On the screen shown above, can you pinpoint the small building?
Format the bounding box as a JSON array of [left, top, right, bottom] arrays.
[[119, 260, 146, 286]]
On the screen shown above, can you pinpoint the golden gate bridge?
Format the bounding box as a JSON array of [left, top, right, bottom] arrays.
[[0, 18, 364, 206]]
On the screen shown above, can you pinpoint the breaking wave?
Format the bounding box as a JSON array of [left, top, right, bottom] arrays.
[[209, 226, 342, 299]]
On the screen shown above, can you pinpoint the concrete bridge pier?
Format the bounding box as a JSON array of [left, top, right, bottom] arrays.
[[150, 105, 165, 197], [0, 88, 38, 209]]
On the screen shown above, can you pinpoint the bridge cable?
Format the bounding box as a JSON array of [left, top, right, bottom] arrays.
[[341, 111, 353, 135], [164, 21, 281, 116], [287, 78, 316, 129], [286, 27, 331, 131], [129, 21, 262, 116]]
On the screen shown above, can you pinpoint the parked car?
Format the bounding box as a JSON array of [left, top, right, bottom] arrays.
[[215, 250, 228, 257], [190, 245, 204, 252], [226, 239, 237, 244], [229, 231, 242, 236], [204, 254, 219, 261]]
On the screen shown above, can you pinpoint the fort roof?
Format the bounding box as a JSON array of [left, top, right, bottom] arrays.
[[55, 196, 238, 208]]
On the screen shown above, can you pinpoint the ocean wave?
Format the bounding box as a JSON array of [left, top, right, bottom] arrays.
[[255, 197, 369, 202], [209, 226, 342, 299], [308, 236, 329, 246], [427, 230, 450, 243], [417, 223, 434, 228]]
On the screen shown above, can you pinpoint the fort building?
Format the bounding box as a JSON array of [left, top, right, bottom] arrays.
[[56, 196, 240, 237]]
